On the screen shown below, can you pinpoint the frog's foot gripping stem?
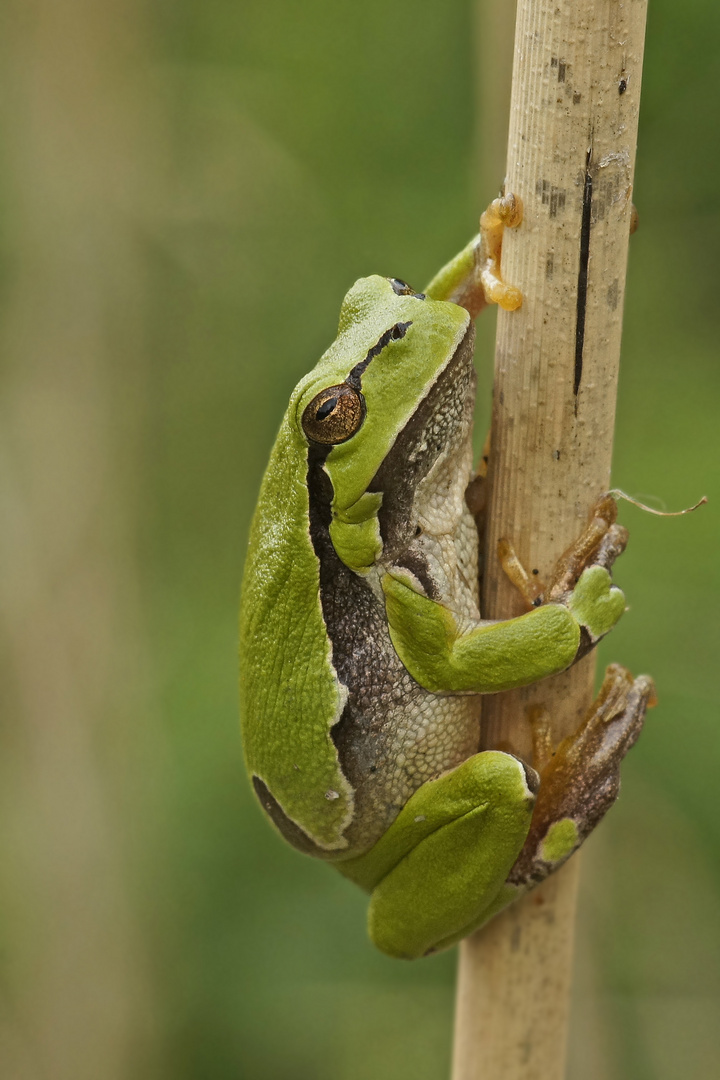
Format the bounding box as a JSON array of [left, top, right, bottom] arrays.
[[545, 494, 627, 602], [423, 193, 523, 317], [506, 664, 657, 895], [478, 193, 523, 312], [465, 428, 492, 531], [499, 493, 628, 616]]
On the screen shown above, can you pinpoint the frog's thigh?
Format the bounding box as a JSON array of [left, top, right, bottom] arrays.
[[367, 752, 535, 959]]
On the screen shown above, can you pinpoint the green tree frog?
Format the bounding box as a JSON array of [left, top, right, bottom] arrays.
[[239, 195, 655, 960]]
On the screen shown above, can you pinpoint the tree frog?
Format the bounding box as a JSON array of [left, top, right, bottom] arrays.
[[239, 195, 655, 960]]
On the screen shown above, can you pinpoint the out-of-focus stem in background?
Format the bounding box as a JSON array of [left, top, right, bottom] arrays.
[[0, 2, 159, 1077], [473, 0, 515, 202]]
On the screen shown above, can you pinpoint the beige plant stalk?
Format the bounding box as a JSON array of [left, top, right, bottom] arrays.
[[452, 1, 649, 1077]]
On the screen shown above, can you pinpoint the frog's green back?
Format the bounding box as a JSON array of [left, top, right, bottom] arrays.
[[239, 412, 354, 851], [240, 275, 470, 853]]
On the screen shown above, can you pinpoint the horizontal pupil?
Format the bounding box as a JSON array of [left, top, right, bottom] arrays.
[[316, 397, 338, 421]]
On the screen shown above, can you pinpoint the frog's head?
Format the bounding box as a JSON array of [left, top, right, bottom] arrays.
[[291, 275, 474, 573]]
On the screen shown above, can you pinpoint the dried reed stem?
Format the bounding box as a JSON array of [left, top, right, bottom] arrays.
[[452, 1, 649, 1076]]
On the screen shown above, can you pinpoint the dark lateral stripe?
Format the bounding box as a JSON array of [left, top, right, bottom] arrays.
[[345, 321, 412, 391], [306, 442, 333, 556], [252, 775, 329, 857]]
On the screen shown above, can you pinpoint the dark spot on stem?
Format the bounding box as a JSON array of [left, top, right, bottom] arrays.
[[574, 148, 593, 398]]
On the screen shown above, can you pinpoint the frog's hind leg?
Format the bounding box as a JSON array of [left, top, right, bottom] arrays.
[[336, 751, 538, 959], [416, 665, 654, 947], [507, 664, 656, 894], [449, 665, 656, 937]]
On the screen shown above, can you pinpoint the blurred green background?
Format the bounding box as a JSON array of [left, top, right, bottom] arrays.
[[1, 1, 718, 1078]]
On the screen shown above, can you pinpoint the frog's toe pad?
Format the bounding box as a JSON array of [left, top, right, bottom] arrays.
[[568, 565, 626, 640], [481, 275, 523, 311]]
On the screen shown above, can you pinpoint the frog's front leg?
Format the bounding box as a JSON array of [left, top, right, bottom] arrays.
[[382, 493, 628, 698], [381, 538, 626, 696], [336, 751, 538, 960]]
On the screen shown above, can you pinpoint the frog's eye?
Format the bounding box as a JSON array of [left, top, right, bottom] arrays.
[[301, 383, 365, 445], [388, 278, 425, 299]]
